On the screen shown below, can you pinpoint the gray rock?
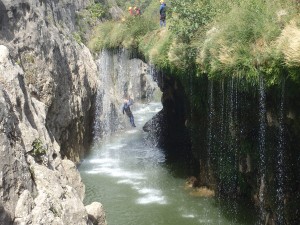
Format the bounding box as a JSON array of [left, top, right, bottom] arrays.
[[61, 159, 85, 201], [85, 202, 107, 225]]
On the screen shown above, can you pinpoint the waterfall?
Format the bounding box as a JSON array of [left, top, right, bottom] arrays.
[[93, 49, 130, 139], [275, 78, 286, 225], [117, 48, 129, 99], [92, 49, 158, 141], [93, 50, 112, 140], [207, 79, 214, 176], [258, 74, 267, 224], [229, 77, 239, 222], [217, 79, 225, 225]]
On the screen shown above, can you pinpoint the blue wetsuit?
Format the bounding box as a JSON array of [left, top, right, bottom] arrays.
[[159, 3, 166, 27], [122, 99, 136, 127]]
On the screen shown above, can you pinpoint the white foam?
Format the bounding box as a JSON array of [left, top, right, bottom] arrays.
[[117, 179, 141, 186], [182, 214, 195, 218], [133, 103, 162, 115], [89, 158, 118, 164], [88, 167, 145, 181], [134, 106, 151, 114], [86, 171, 100, 174], [137, 188, 160, 195], [107, 143, 127, 150], [126, 130, 139, 134], [136, 188, 167, 205], [136, 195, 167, 205], [198, 219, 212, 223]]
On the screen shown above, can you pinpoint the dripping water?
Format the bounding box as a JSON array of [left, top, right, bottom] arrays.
[[217, 79, 225, 225], [258, 73, 267, 225], [207, 79, 214, 176], [229, 77, 238, 223], [93, 50, 112, 140], [275, 78, 286, 225]]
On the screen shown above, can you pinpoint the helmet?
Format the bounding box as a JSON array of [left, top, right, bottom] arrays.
[[160, 0, 164, 3], [128, 6, 132, 10]]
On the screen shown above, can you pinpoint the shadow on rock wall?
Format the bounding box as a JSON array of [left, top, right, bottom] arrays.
[[0, 204, 12, 225], [0, 1, 14, 41]]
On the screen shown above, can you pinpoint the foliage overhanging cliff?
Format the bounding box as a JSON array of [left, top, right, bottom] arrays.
[[87, 0, 300, 84]]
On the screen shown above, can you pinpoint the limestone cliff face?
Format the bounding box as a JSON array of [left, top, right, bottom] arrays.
[[0, 0, 107, 224], [0, 0, 97, 162], [0, 45, 101, 225]]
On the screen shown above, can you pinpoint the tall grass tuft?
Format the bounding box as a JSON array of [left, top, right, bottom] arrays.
[[197, 0, 296, 82], [277, 18, 300, 66], [88, 13, 157, 53], [139, 29, 172, 68]]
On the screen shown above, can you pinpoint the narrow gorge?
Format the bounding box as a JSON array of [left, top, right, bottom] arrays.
[[1, 0, 300, 225]]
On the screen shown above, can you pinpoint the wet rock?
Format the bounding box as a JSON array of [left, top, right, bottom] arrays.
[[186, 176, 200, 188]]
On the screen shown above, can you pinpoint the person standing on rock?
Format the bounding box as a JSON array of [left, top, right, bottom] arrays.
[[122, 96, 136, 127]]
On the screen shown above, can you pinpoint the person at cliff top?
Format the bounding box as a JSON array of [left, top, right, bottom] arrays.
[[128, 6, 134, 15], [134, 6, 141, 16], [159, 1, 166, 27], [122, 96, 136, 127]]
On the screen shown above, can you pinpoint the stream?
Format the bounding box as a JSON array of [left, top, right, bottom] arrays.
[[79, 102, 256, 225]]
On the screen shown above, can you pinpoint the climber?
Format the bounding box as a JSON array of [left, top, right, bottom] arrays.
[[122, 96, 136, 127], [159, 1, 166, 27]]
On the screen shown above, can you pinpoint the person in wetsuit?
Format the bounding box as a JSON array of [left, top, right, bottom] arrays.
[[159, 1, 166, 27], [122, 96, 136, 127]]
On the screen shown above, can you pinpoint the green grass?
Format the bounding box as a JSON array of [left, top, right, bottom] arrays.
[[85, 0, 300, 83], [194, 0, 297, 83]]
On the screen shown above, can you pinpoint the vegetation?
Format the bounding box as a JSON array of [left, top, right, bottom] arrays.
[[85, 0, 300, 85], [31, 139, 47, 157], [75, 1, 108, 44], [88, 1, 158, 52]]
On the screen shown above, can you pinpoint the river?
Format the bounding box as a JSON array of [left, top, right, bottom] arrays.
[[79, 102, 256, 225]]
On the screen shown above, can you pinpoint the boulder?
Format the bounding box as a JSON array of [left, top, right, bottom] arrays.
[[85, 202, 107, 225]]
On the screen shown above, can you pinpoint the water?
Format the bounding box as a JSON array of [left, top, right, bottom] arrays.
[[93, 50, 114, 139], [207, 80, 214, 171], [258, 74, 267, 224], [275, 78, 286, 225], [80, 102, 254, 225]]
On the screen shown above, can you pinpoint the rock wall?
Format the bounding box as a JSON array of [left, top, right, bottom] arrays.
[[0, 0, 97, 162], [0, 0, 108, 224], [146, 70, 300, 224], [94, 49, 157, 138], [0, 44, 106, 225], [143, 70, 199, 175]]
